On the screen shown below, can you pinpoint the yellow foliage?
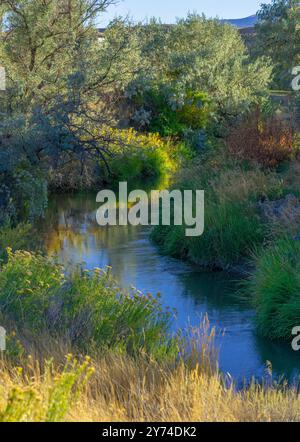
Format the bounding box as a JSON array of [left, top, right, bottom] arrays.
[[97, 127, 187, 175]]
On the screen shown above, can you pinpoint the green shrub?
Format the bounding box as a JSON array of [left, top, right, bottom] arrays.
[[0, 167, 48, 226], [138, 88, 212, 138], [13, 167, 48, 222], [0, 250, 64, 331], [0, 250, 176, 359], [0, 224, 33, 262], [96, 128, 193, 184], [244, 237, 300, 340]]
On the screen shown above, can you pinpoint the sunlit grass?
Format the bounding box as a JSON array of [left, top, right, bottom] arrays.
[[1, 348, 300, 422]]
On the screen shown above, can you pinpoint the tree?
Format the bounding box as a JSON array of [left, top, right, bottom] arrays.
[[124, 15, 272, 137], [255, 0, 300, 89], [0, 0, 146, 224], [0, 0, 141, 171], [0, 1, 117, 109]]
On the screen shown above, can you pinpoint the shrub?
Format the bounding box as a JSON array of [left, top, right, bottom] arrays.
[[48, 127, 194, 189], [47, 153, 99, 191], [0, 250, 175, 358], [243, 237, 300, 341], [98, 128, 193, 183], [0, 224, 33, 262], [0, 356, 93, 422], [143, 88, 212, 138], [0, 167, 48, 226], [227, 109, 296, 168], [0, 250, 64, 331]]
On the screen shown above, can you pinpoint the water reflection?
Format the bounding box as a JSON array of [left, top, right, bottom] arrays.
[[39, 192, 300, 383]]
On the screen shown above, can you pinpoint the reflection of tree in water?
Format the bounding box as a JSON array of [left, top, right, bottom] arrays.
[[39, 192, 145, 282], [175, 271, 244, 312]]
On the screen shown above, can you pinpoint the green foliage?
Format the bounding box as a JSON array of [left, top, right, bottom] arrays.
[[110, 149, 165, 182], [0, 1, 142, 185], [186, 201, 264, 269], [97, 128, 193, 183], [0, 224, 33, 262], [12, 167, 48, 222], [125, 15, 272, 137], [255, 0, 300, 89], [152, 158, 284, 269], [0, 5, 273, 197], [145, 89, 212, 137], [3, 331, 25, 364], [244, 237, 300, 340], [0, 166, 48, 227], [0, 0, 119, 112], [0, 250, 64, 331], [0, 250, 176, 359]]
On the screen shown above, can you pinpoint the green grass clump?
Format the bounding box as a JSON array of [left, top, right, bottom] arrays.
[[152, 160, 283, 269], [0, 249, 176, 359], [244, 237, 300, 340], [188, 199, 264, 269]]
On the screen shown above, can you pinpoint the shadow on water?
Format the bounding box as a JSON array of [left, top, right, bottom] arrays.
[[38, 191, 300, 384]]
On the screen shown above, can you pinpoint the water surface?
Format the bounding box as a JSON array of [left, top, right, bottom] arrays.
[[39, 192, 300, 383]]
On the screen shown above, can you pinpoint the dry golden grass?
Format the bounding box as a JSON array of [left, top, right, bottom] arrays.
[[1, 351, 300, 423], [0, 319, 299, 423]]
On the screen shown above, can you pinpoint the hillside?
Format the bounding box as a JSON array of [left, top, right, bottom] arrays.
[[222, 14, 258, 28]]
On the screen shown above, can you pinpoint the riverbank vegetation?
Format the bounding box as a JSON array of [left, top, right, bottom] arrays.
[[1, 0, 300, 422], [0, 249, 300, 422]]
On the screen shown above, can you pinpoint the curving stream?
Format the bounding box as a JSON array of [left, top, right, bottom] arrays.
[[39, 192, 300, 383]]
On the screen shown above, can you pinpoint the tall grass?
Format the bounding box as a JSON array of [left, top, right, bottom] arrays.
[[1, 350, 300, 422], [244, 237, 300, 340], [152, 159, 283, 269]]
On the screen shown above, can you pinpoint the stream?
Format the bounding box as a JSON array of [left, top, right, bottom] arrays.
[[39, 191, 300, 383]]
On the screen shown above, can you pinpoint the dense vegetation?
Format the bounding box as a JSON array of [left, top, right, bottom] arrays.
[[254, 0, 300, 90], [1, 248, 300, 422], [0, 0, 300, 422], [0, 1, 272, 225]]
